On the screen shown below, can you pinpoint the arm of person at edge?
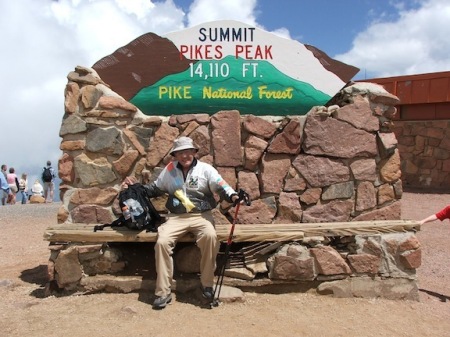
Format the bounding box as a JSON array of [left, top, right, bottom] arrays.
[[419, 205, 450, 225]]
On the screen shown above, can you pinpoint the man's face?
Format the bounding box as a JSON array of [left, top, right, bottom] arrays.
[[173, 149, 196, 168]]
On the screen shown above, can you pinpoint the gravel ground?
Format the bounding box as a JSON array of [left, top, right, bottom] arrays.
[[0, 191, 450, 337]]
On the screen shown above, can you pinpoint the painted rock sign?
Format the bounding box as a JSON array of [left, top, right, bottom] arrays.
[[92, 20, 358, 116]]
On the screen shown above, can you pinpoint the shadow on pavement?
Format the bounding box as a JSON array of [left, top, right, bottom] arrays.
[[419, 288, 450, 302]]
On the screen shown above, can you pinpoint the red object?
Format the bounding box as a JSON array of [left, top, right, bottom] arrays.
[[436, 206, 450, 221]]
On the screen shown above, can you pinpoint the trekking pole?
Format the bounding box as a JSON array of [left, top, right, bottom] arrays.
[[210, 189, 251, 308]]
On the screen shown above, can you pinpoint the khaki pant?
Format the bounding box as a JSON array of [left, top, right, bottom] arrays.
[[154, 211, 219, 297]]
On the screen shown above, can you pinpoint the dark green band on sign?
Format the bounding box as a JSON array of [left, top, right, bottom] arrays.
[[130, 57, 331, 116]]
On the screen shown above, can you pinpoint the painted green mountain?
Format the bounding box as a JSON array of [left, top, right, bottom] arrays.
[[130, 56, 331, 116]]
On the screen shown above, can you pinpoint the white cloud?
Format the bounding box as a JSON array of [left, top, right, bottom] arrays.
[[187, 0, 258, 27], [335, 0, 450, 79]]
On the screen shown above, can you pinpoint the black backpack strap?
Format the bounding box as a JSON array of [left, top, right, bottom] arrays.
[[93, 216, 124, 232]]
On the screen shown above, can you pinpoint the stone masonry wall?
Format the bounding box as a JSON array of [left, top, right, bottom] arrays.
[[57, 67, 403, 225], [393, 120, 450, 190], [50, 66, 421, 300]]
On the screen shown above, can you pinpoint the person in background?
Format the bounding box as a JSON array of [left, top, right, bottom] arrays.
[[6, 167, 19, 205], [18, 173, 28, 205], [1, 164, 7, 205], [31, 179, 44, 197], [0, 171, 13, 205], [1, 164, 7, 178], [419, 205, 450, 225], [128, 136, 240, 310], [42, 160, 56, 203]]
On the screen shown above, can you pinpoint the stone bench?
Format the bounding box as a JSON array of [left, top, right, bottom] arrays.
[[43, 220, 421, 300]]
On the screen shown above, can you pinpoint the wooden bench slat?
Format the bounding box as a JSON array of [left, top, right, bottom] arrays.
[[43, 220, 419, 244]]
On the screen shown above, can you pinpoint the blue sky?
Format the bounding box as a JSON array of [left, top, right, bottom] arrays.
[[0, 0, 449, 200], [250, 0, 416, 55]]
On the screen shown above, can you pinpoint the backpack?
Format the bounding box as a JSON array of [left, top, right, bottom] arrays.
[[42, 167, 53, 182], [94, 183, 164, 232]]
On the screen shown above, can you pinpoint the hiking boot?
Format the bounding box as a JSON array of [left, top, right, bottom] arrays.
[[152, 293, 172, 309], [201, 286, 214, 300]]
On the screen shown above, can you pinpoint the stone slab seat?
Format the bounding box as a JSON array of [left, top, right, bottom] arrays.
[[43, 220, 420, 244]]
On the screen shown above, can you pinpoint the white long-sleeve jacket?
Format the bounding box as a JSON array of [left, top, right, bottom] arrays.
[[145, 159, 237, 214]]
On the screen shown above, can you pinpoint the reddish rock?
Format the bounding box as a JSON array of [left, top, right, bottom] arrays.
[[57, 205, 69, 224], [244, 135, 268, 170], [260, 153, 291, 194], [217, 167, 237, 191], [211, 110, 242, 167], [176, 114, 209, 125], [70, 187, 118, 205], [303, 115, 377, 158], [398, 235, 421, 251], [274, 192, 302, 223], [379, 149, 401, 183], [377, 132, 398, 158], [242, 114, 277, 139], [350, 158, 377, 181], [54, 247, 83, 287], [58, 153, 75, 183], [300, 188, 321, 205], [60, 140, 86, 151], [333, 95, 379, 132], [356, 181, 376, 211], [369, 91, 401, 106], [347, 254, 381, 274], [310, 246, 351, 275], [292, 154, 350, 187], [81, 85, 102, 109], [64, 82, 80, 114], [284, 175, 307, 192], [362, 238, 383, 257], [67, 69, 100, 85], [230, 197, 277, 224], [123, 128, 146, 156], [190, 125, 211, 158], [400, 249, 422, 269], [267, 119, 302, 154], [378, 184, 395, 205], [353, 201, 401, 221], [270, 255, 316, 281], [113, 150, 140, 178], [237, 171, 260, 201], [98, 96, 137, 113], [146, 123, 179, 167], [303, 200, 353, 222], [71, 205, 114, 224], [142, 116, 163, 127]]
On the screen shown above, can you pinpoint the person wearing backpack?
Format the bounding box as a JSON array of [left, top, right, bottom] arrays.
[[42, 160, 56, 203], [125, 136, 240, 309]]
